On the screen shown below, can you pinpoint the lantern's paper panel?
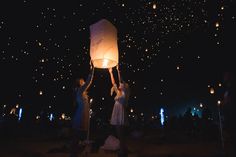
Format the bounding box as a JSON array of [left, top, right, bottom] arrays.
[[90, 19, 118, 68]]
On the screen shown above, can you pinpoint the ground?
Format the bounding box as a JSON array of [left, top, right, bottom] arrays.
[[0, 128, 235, 157]]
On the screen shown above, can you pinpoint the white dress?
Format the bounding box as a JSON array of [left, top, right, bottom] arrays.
[[110, 84, 128, 125]]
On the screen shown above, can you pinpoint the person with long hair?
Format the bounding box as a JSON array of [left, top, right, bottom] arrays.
[[69, 61, 94, 157], [108, 65, 130, 157]]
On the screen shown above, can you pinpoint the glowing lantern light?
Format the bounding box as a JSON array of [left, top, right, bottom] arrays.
[[210, 87, 215, 94], [200, 103, 203, 108], [49, 113, 54, 121], [61, 113, 65, 120], [36, 115, 40, 120], [153, 4, 157, 9], [39, 90, 43, 95], [18, 108, 23, 121], [160, 108, 164, 126], [89, 19, 119, 68], [10, 108, 16, 114]]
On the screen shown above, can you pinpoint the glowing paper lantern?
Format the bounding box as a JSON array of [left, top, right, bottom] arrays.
[[89, 19, 118, 68], [153, 4, 157, 9], [210, 87, 215, 94]]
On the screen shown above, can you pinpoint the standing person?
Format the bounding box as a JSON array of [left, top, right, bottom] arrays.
[[108, 65, 130, 157], [69, 61, 95, 157], [223, 72, 235, 153]]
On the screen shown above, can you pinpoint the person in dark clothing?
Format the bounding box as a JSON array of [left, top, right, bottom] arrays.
[[69, 62, 95, 157]]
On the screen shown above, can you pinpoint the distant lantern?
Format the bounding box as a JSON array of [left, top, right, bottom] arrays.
[[210, 87, 215, 94], [39, 90, 43, 95], [200, 103, 203, 108], [153, 4, 157, 9], [61, 113, 65, 120], [130, 108, 134, 113], [89, 19, 119, 68]]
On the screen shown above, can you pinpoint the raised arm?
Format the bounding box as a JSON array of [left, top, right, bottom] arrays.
[[80, 61, 95, 93], [116, 65, 122, 84], [109, 68, 118, 95], [109, 68, 116, 86]]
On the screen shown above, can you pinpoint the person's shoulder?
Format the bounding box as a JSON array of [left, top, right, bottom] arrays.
[[75, 87, 80, 91], [75, 87, 82, 93]]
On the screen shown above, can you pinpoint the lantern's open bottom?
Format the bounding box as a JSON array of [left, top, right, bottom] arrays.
[[92, 59, 118, 69]]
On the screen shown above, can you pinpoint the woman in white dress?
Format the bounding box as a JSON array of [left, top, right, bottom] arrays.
[[108, 65, 130, 157]]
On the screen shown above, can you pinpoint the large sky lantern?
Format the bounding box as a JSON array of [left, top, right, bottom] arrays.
[[89, 19, 119, 69]]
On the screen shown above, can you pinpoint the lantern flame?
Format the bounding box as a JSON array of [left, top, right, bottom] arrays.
[[102, 59, 109, 67]]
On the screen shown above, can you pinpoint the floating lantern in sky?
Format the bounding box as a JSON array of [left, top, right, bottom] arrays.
[[200, 103, 203, 108], [210, 87, 215, 94], [89, 19, 119, 68], [39, 90, 43, 95], [153, 3, 157, 9], [61, 113, 65, 120], [10, 108, 16, 114]]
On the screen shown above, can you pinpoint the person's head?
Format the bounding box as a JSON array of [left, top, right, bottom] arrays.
[[76, 78, 85, 87], [119, 80, 129, 91], [119, 82, 125, 90]]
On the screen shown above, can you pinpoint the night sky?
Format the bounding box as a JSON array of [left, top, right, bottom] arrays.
[[0, 0, 235, 119]]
